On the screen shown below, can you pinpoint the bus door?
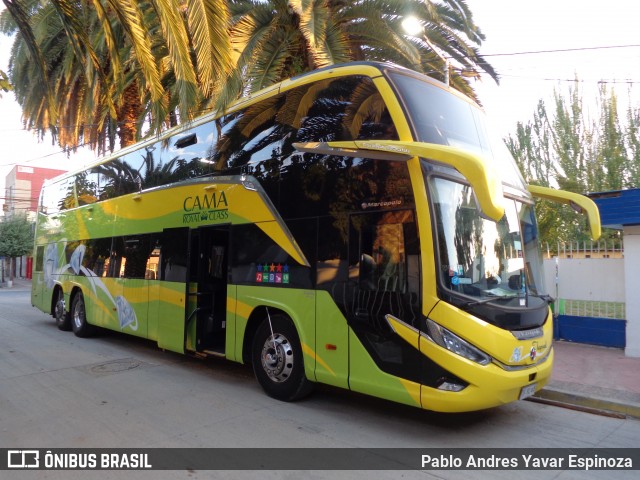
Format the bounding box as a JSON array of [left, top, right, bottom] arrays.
[[157, 227, 189, 354], [347, 210, 423, 402], [191, 225, 229, 354]]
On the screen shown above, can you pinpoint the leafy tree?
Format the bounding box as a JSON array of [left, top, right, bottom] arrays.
[[0, 69, 11, 97], [627, 98, 640, 187], [596, 85, 626, 191], [506, 80, 640, 250], [0, 214, 34, 281]]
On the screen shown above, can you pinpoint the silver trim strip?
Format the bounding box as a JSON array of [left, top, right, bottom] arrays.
[[511, 327, 544, 340], [492, 345, 553, 371]]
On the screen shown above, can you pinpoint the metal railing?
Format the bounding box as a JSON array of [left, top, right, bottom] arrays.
[[544, 239, 624, 259], [555, 299, 626, 320]]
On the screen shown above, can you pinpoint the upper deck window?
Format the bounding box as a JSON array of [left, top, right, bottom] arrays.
[[388, 72, 526, 191]]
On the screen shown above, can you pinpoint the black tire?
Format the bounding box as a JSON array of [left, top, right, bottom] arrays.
[[71, 291, 95, 338], [54, 288, 71, 331], [252, 313, 313, 402]]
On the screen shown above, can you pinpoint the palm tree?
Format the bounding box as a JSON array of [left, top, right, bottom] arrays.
[[2, 0, 496, 155], [224, 0, 497, 104], [2, 0, 233, 151], [3, 1, 135, 152], [95, 0, 232, 135], [2, 0, 59, 135]]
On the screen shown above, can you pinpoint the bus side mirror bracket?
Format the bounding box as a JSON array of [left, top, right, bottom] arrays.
[[294, 140, 505, 222], [527, 184, 602, 240]]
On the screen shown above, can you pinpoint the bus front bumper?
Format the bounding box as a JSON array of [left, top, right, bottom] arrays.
[[419, 344, 554, 413]]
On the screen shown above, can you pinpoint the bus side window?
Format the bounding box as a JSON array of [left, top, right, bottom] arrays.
[[146, 237, 160, 280], [81, 238, 112, 277], [75, 172, 98, 205], [160, 123, 218, 183], [160, 228, 189, 283], [109, 237, 125, 278], [41, 177, 71, 214], [358, 222, 406, 293], [347, 210, 421, 332], [230, 223, 313, 288], [121, 235, 151, 279], [34, 246, 45, 272]]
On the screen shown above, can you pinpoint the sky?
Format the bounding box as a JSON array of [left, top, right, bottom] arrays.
[[470, 0, 640, 134], [1, 0, 640, 207]]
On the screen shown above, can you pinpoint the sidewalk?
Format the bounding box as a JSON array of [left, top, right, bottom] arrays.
[[2, 279, 639, 418], [0, 277, 33, 291], [534, 340, 640, 419]]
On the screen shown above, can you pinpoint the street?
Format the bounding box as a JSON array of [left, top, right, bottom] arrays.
[[0, 290, 638, 479]]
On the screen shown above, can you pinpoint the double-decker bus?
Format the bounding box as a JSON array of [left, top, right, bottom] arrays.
[[31, 62, 600, 412]]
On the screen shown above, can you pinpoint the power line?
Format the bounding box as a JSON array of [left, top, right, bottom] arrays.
[[495, 73, 640, 84], [481, 44, 640, 57]]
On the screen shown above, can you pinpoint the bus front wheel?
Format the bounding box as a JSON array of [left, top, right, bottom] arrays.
[[54, 289, 71, 331], [71, 291, 94, 338], [252, 314, 313, 402]]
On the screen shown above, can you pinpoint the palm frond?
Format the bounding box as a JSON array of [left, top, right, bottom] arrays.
[[292, 0, 329, 68], [105, 0, 166, 119], [90, 0, 122, 82], [3, 0, 58, 126], [49, 1, 105, 88], [319, 15, 351, 65], [186, 0, 232, 97], [154, 0, 199, 119], [248, 27, 298, 91]]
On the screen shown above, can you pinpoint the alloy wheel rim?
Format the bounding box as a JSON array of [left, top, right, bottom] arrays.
[[55, 295, 65, 320], [261, 333, 294, 383], [73, 302, 84, 329]]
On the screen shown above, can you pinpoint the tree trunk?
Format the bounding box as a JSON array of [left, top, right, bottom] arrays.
[[117, 80, 142, 148]]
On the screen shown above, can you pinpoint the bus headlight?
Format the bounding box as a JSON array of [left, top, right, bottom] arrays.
[[426, 319, 491, 365]]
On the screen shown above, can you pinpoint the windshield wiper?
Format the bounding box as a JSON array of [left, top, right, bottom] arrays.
[[463, 293, 555, 309], [528, 293, 555, 304], [462, 295, 517, 308]]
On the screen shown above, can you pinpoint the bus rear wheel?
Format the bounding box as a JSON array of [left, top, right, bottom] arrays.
[[71, 291, 95, 338], [252, 314, 313, 402], [54, 289, 71, 331]]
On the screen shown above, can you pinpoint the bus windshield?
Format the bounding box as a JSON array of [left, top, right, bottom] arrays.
[[388, 71, 526, 192], [429, 176, 546, 309]]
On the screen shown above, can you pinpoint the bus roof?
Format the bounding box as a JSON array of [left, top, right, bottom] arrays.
[[42, 61, 478, 187]]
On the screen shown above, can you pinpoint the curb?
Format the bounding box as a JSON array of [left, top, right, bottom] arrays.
[[0, 280, 32, 292], [531, 381, 640, 419], [0, 286, 31, 292]]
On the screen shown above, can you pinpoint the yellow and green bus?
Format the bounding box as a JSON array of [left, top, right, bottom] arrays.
[[31, 62, 600, 412]]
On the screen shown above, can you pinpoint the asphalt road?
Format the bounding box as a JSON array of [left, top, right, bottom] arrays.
[[1, 290, 638, 479]]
